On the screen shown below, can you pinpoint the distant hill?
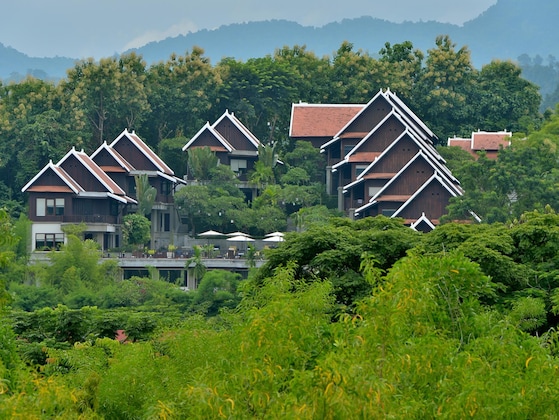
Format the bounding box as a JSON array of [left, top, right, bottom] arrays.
[[1, 0, 558, 81], [0, 43, 76, 82]]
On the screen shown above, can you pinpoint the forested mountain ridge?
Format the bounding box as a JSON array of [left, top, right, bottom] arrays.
[[0, 0, 557, 81]]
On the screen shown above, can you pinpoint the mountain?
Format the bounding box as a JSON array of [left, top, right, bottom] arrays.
[[0, 0, 557, 81], [0, 43, 76, 82]]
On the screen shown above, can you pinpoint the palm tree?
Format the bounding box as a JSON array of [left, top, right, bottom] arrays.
[[186, 245, 206, 288], [134, 174, 156, 217]]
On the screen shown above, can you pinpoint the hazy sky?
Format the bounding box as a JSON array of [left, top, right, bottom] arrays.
[[1, 0, 497, 59]]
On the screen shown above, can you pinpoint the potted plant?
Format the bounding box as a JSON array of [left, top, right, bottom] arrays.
[[167, 244, 177, 258]]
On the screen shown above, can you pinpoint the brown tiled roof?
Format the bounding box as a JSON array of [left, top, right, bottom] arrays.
[[76, 152, 127, 195], [290, 104, 363, 138], [472, 132, 511, 151], [99, 165, 127, 173], [376, 195, 411, 202], [339, 132, 369, 139], [348, 152, 381, 162], [26, 185, 73, 193], [363, 172, 396, 179]]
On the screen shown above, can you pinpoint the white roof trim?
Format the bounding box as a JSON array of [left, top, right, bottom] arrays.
[[392, 173, 460, 219], [213, 110, 261, 149], [331, 89, 386, 140], [21, 160, 81, 194], [182, 122, 234, 152], [90, 141, 134, 172], [410, 212, 436, 231]]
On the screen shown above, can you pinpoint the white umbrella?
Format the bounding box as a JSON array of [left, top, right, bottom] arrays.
[[198, 230, 225, 237], [226, 231, 251, 237], [263, 235, 284, 242], [265, 231, 284, 237], [227, 235, 255, 242]]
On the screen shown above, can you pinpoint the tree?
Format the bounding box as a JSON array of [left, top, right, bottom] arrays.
[[61, 53, 150, 150], [254, 216, 421, 306], [145, 47, 219, 142], [158, 136, 188, 178], [122, 213, 151, 250], [192, 270, 241, 316], [412, 35, 477, 140], [134, 174, 156, 217], [186, 246, 206, 289], [186, 146, 218, 181], [474, 60, 542, 135], [282, 140, 326, 184]]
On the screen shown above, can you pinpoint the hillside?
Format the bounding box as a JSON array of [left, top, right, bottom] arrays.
[[0, 0, 557, 80]]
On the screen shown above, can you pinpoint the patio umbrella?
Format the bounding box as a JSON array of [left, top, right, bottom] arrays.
[[226, 234, 255, 256], [226, 235, 255, 242], [226, 231, 251, 237], [262, 234, 284, 242], [198, 230, 225, 237], [197, 230, 225, 248], [265, 231, 284, 237]]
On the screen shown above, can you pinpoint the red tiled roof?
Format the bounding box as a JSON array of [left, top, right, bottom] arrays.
[[472, 132, 511, 151], [290, 104, 364, 138]]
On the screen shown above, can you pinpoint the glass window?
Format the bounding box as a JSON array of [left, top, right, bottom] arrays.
[[230, 159, 247, 172], [355, 165, 367, 177], [36, 233, 64, 250], [46, 199, 55, 215], [55, 198, 64, 215], [343, 144, 356, 156], [36, 198, 46, 216]]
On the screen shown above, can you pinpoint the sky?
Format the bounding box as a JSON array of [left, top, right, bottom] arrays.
[[1, 0, 497, 59]]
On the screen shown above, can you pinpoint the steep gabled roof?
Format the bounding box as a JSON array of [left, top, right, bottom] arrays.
[[22, 149, 136, 203], [110, 128, 175, 175], [391, 173, 462, 218], [58, 148, 128, 196], [385, 89, 437, 140], [353, 151, 462, 217], [182, 122, 233, 153], [364, 128, 458, 185], [22, 160, 82, 194], [213, 110, 261, 150], [331, 89, 386, 140], [410, 212, 436, 232], [289, 102, 364, 138], [90, 141, 134, 172]]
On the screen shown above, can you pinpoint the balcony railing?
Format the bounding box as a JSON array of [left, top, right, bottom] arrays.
[[61, 214, 119, 224]]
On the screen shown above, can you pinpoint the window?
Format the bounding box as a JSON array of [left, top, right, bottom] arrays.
[[36, 198, 46, 216], [110, 200, 119, 216], [355, 165, 367, 177], [382, 209, 396, 217], [162, 180, 172, 195], [157, 213, 171, 232], [36, 197, 64, 217], [36, 233, 64, 250], [230, 159, 247, 172], [369, 186, 382, 197], [343, 144, 356, 156]]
